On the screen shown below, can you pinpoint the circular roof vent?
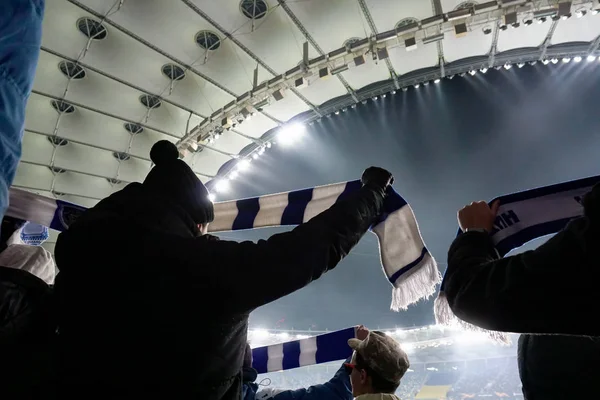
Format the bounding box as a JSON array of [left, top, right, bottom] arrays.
[[49, 166, 66, 174], [396, 18, 419, 30], [59, 61, 86, 79], [124, 122, 144, 135], [107, 178, 122, 185], [47, 136, 69, 147], [139, 94, 161, 109], [77, 18, 107, 40], [454, 1, 478, 11], [51, 100, 75, 114], [343, 37, 361, 50], [195, 30, 221, 50], [113, 152, 130, 161], [161, 64, 186, 81], [240, 0, 268, 20]]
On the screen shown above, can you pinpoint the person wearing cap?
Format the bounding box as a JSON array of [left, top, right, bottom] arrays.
[[345, 328, 409, 399], [53, 140, 394, 399], [242, 326, 372, 400]]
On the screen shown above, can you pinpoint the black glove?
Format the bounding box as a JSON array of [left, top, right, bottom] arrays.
[[361, 167, 394, 193]]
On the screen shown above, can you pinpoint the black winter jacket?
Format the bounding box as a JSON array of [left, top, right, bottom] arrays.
[[0, 266, 55, 399], [443, 211, 600, 399], [444, 216, 600, 336], [54, 182, 384, 399]]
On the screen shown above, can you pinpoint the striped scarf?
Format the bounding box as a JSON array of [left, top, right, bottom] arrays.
[[252, 327, 355, 373], [7, 180, 439, 310], [435, 175, 600, 341]]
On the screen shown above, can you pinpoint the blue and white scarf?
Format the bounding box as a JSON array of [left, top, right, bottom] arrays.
[[7, 180, 439, 310], [435, 175, 600, 341], [252, 327, 355, 373]]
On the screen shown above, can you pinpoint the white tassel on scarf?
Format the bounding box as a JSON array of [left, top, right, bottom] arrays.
[[435, 175, 600, 342], [7, 180, 439, 310]]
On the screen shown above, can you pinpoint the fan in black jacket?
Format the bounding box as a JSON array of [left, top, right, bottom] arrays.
[[54, 140, 393, 400], [443, 184, 600, 399]]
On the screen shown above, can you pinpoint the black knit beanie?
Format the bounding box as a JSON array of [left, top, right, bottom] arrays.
[[143, 140, 214, 225]]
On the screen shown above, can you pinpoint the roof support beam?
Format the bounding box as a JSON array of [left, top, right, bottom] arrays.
[[12, 184, 104, 202], [32, 90, 181, 140], [19, 159, 134, 185], [487, 19, 501, 67], [588, 33, 600, 54], [430, 0, 446, 77], [179, 0, 316, 119], [31, 90, 237, 160], [41, 47, 209, 120], [356, 0, 399, 89], [540, 20, 560, 61], [277, 0, 359, 103]]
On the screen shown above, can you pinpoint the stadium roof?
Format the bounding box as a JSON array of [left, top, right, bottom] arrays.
[[18, 0, 600, 257]]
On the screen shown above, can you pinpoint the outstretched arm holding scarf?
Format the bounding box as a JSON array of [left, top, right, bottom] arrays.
[[442, 185, 600, 336]]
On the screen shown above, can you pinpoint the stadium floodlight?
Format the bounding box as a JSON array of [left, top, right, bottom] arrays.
[[277, 123, 306, 146], [551, 58, 559, 64], [562, 57, 571, 63], [504, 63, 512, 70], [214, 179, 230, 193], [480, 67, 488, 73], [434, 78, 441, 83], [237, 159, 251, 172], [542, 59, 550, 65], [469, 70, 477, 76], [229, 170, 239, 180], [587, 55, 597, 62], [208, 193, 216, 202], [574, 56, 582, 63]]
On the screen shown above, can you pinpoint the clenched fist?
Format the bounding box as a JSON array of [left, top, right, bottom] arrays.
[[458, 200, 500, 233]]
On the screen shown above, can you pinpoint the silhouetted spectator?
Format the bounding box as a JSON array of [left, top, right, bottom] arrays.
[[54, 140, 393, 399], [443, 184, 600, 399]]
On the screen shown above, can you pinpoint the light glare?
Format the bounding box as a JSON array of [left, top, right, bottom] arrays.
[[214, 179, 230, 193], [277, 123, 306, 146]]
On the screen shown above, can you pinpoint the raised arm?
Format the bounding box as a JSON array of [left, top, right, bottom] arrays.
[[190, 168, 392, 313], [444, 200, 600, 336]]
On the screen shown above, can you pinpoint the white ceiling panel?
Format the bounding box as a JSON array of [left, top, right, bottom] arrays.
[[14, 163, 54, 191], [497, 23, 551, 52], [342, 61, 392, 90], [552, 14, 600, 44], [21, 0, 598, 207], [78, 0, 270, 96], [212, 132, 253, 155], [21, 131, 54, 166], [288, 0, 368, 53], [233, 112, 279, 138], [388, 43, 439, 75], [190, 150, 233, 177], [262, 93, 311, 122], [297, 77, 348, 106], [367, 0, 433, 33], [232, 7, 320, 74], [444, 28, 493, 62]]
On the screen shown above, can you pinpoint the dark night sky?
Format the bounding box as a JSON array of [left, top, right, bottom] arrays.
[[216, 62, 600, 332]]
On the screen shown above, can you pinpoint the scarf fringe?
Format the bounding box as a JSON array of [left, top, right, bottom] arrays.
[[434, 292, 511, 344], [391, 254, 441, 311]]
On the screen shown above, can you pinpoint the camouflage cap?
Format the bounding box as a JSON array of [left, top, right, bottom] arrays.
[[348, 331, 410, 385]]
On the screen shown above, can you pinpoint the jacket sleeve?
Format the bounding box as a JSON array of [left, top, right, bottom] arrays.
[[443, 217, 600, 336], [266, 359, 352, 400], [187, 186, 385, 313]]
